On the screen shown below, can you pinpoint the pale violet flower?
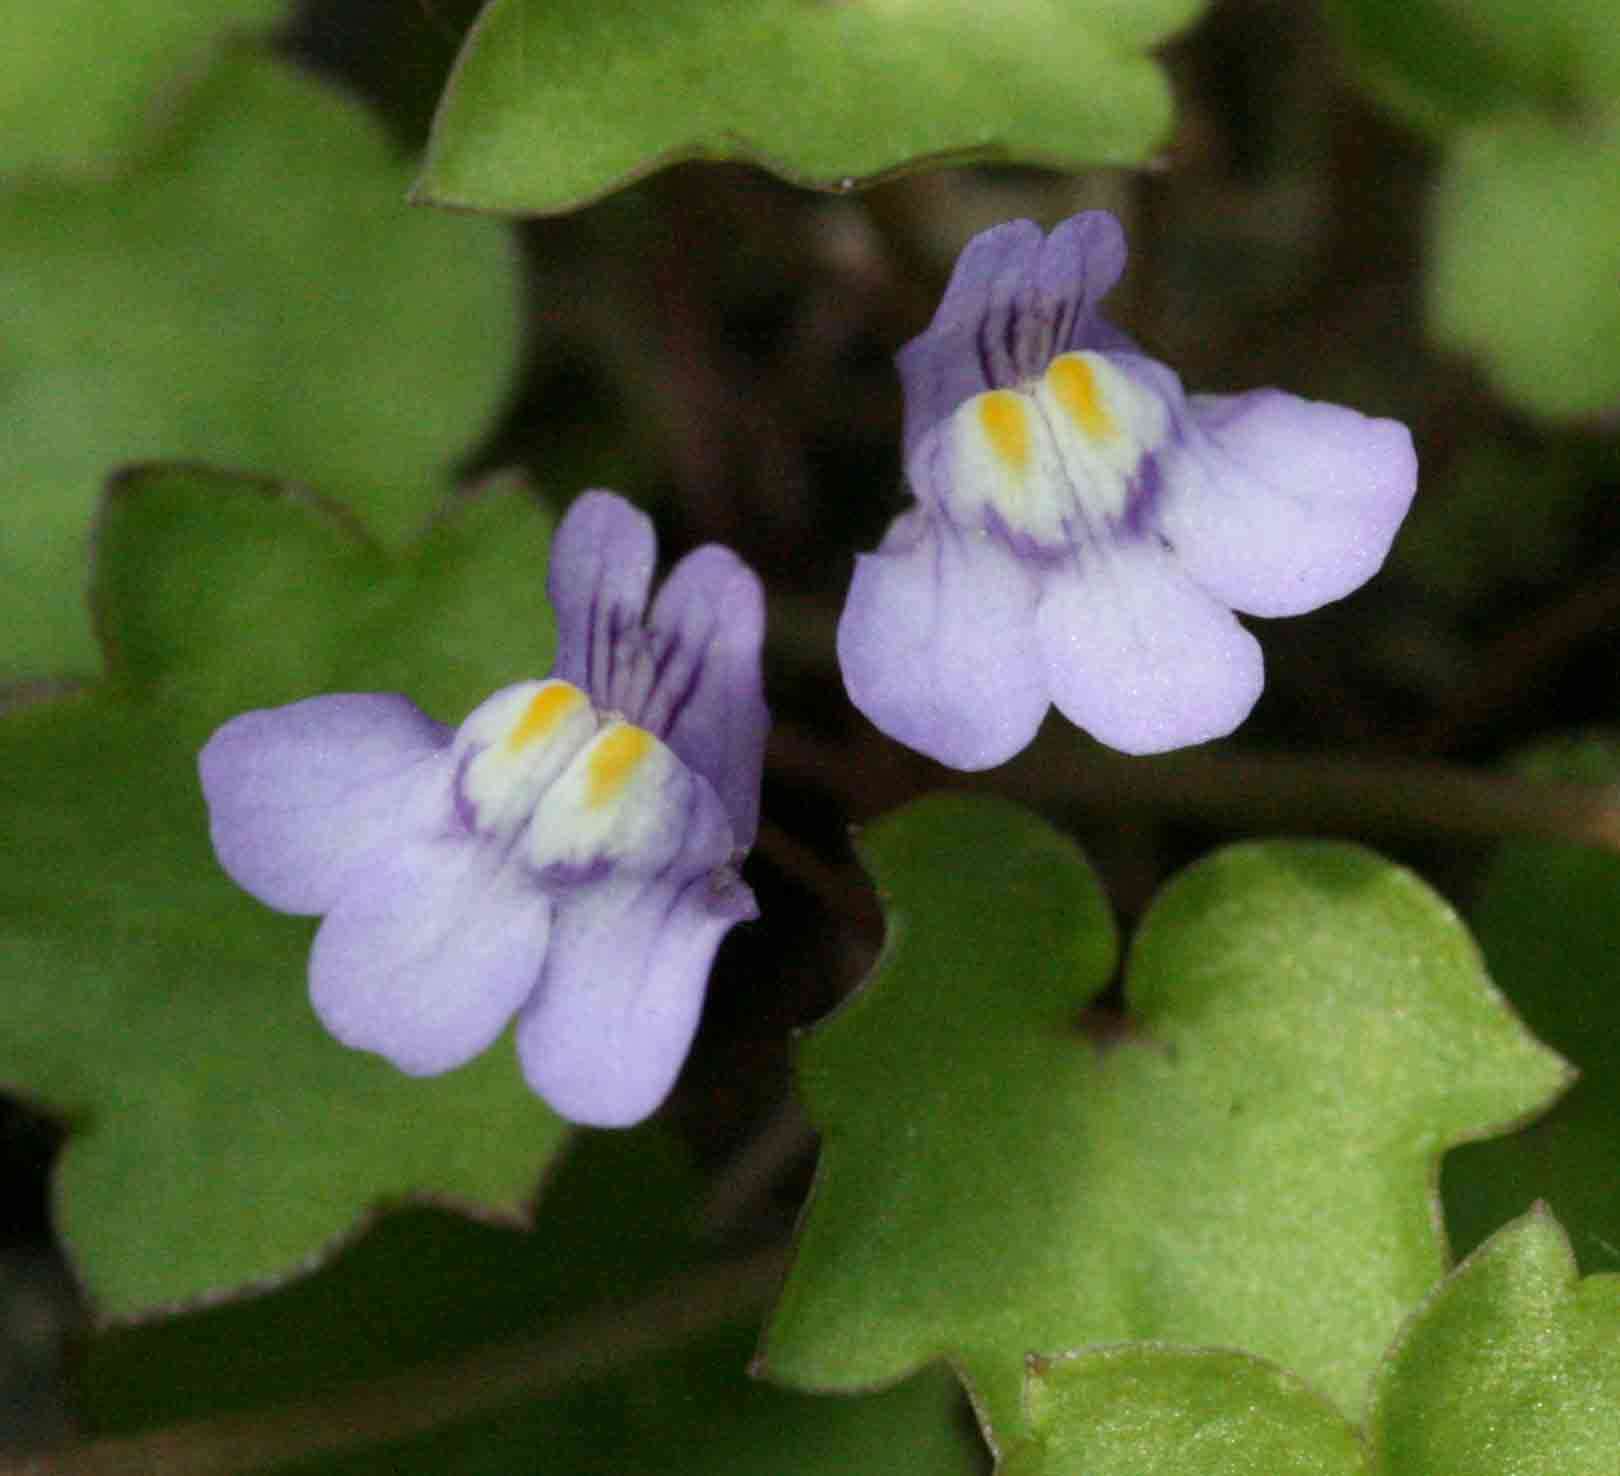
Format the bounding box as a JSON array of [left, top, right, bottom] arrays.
[[838, 211, 1418, 767], [199, 492, 768, 1128]]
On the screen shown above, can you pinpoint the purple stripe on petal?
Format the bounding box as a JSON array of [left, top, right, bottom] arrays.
[[837, 510, 1048, 771], [1036, 540, 1263, 755], [515, 873, 755, 1128], [898, 212, 1133, 461], [640, 545, 769, 848], [1158, 390, 1419, 618], [199, 694, 451, 915], [310, 839, 551, 1077], [548, 491, 658, 709], [897, 220, 1044, 461], [1039, 210, 1128, 359]]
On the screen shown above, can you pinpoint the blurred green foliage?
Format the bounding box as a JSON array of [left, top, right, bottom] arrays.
[[1330, 0, 1620, 417], [0, 0, 290, 174], [0, 45, 519, 679]]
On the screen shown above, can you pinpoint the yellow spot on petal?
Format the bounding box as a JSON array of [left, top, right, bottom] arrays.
[[587, 723, 655, 808], [978, 391, 1031, 472], [1047, 354, 1115, 441], [507, 682, 585, 752]]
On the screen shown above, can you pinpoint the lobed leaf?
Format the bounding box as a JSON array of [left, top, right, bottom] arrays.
[[761, 796, 1569, 1441], [417, 0, 1200, 215]]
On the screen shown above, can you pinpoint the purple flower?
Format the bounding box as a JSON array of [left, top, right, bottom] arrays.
[[838, 211, 1418, 767], [199, 492, 768, 1128]]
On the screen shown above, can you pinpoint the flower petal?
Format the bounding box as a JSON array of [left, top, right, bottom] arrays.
[[310, 840, 551, 1077], [1157, 391, 1418, 618], [546, 489, 658, 707], [640, 545, 769, 848], [1036, 539, 1264, 755], [544, 493, 770, 846], [837, 510, 1048, 771], [515, 874, 756, 1128], [897, 211, 1130, 459], [199, 694, 450, 915]]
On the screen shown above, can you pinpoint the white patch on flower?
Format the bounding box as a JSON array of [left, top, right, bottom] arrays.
[[459, 679, 598, 838], [528, 722, 686, 875], [950, 350, 1170, 542], [458, 679, 691, 877]]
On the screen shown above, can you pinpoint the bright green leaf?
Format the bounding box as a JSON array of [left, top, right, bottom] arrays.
[[0, 2, 291, 174], [1444, 735, 1620, 1272], [1427, 113, 1620, 420], [0, 45, 520, 679], [417, 0, 1201, 215], [761, 796, 1569, 1441], [1371, 1206, 1620, 1474], [1000, 1346, 1367, 1476], [0, 465, 567, 1319]]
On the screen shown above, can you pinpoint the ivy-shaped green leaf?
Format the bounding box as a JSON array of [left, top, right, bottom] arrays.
[[0, 45, 520, 679], [0, 465, 568, 1320], [761, 795, 1568, 1443], [417, 0, 1202, 215], [0, 2, 291, 174], [1444, 735, 1620, 1271], [1371, 1206, 1620, 1474]]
